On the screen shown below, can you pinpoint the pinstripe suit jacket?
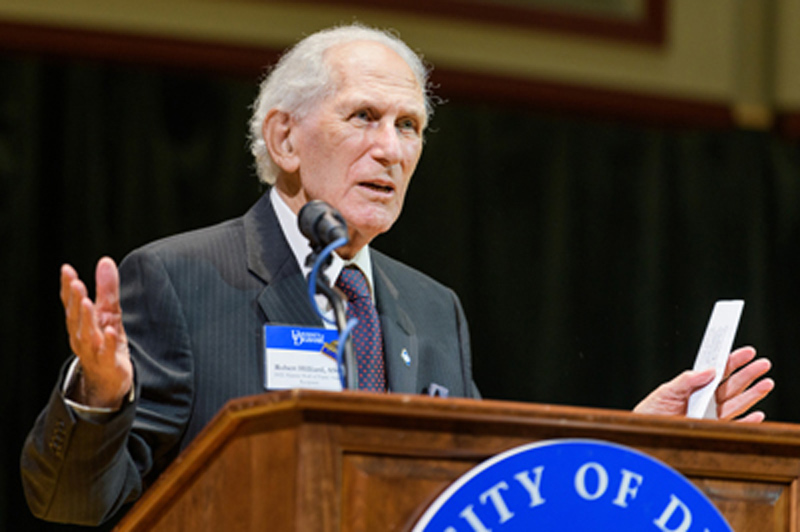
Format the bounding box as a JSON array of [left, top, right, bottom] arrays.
[[21, 192, 479, 526]]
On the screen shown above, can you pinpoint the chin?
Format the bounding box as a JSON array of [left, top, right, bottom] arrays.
[[348, 211, 399, 242]]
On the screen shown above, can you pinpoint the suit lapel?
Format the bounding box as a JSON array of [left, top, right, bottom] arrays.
[[242, 197, 418, 391], [257, 274, 320, 327], [372, 253, 419, 394], [244, 192, 320, 327]]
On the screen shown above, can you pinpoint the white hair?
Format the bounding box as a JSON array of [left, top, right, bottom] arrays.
[[248, 24, 433, 184]]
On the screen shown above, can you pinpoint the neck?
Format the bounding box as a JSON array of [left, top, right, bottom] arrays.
[[336, 239, 364, 260]]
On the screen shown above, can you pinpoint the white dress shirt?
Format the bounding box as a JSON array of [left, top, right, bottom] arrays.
[[270, 187, 375, 304]]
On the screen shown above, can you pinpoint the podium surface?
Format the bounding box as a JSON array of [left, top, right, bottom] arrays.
[[115, 390, 800, 531]]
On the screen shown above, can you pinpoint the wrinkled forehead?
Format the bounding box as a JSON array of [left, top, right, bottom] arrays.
[[327, 42, 423, 93], [324, 41, 427, 118]]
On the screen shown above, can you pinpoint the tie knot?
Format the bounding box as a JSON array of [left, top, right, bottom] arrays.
[[336, 266, 370, 301]]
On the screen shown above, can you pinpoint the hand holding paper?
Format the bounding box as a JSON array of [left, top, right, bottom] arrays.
[[634, 300, 773, 421], [634, 347, 773, 421], [686, 300, 745, 419]]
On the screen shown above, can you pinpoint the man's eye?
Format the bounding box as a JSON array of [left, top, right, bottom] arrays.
[[398, 118, 420, 134], [352, 110, 371, 121]]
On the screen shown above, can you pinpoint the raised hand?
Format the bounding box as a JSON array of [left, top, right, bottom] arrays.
[[60, 257, 133, 409]]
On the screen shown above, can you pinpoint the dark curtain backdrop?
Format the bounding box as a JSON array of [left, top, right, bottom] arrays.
[[2, 54, 799, 531]]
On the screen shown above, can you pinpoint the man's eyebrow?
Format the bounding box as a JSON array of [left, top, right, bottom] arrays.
[[343, 93, 425, 112], [346, 97, 374, 109]]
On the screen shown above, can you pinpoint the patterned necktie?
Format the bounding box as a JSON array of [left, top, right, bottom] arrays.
[[335, 266, 387, 392]]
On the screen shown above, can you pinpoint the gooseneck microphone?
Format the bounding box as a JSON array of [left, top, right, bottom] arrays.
[[298, 200, 348, 252], [298, 200, 358, 390]]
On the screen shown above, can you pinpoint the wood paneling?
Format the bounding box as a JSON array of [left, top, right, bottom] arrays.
[[303, 0, 666, 45], [114, 390, 800, 531], [3, 9, 798, 135]]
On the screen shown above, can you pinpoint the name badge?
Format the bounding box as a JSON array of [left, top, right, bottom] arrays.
[[263, 325, 343, 391]]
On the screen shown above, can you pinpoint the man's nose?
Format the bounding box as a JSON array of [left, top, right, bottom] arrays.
[[371, 121, 403, 165]]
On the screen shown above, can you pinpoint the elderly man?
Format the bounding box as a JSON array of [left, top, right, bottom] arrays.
[[21, 24, 773, 527]]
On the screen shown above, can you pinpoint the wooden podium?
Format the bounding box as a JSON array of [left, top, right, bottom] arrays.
[[114, 390, 800, 531]]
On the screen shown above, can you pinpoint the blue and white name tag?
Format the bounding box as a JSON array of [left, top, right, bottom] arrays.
[[263, 325, 343, 391]]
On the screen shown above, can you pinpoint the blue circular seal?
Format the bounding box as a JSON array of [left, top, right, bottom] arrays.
[[412, 439, 731, 532]]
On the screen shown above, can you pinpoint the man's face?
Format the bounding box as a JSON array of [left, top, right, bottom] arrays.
[[283, 40, 427, 253]]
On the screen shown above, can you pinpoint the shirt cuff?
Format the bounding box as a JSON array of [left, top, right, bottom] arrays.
[[62, 358, 135, 420]]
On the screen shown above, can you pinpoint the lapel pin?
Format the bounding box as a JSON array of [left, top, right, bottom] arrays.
[[400, 348, 411, 366]]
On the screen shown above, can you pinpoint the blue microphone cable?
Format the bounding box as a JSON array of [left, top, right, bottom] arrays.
[[307, 236, 358, 389]]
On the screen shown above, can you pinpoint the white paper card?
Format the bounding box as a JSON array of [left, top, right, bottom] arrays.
[[263, 325, 343, 391], [686, 300, 744, 419]]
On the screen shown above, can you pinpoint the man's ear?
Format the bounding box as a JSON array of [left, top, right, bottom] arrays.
[[262, 109, 300, 173]]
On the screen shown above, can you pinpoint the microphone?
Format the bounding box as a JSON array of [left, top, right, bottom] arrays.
[[298, 200, 349, 251], [298, 199, 358, 390]]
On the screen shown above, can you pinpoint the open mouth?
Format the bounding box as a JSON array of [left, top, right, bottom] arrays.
[[360, 182, 394, 193]]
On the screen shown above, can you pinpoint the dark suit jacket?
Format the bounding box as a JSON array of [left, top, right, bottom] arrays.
[[21, 192, 478, 526]]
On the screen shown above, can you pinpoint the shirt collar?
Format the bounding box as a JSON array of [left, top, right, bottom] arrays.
[[270, 188, 375, 298]]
